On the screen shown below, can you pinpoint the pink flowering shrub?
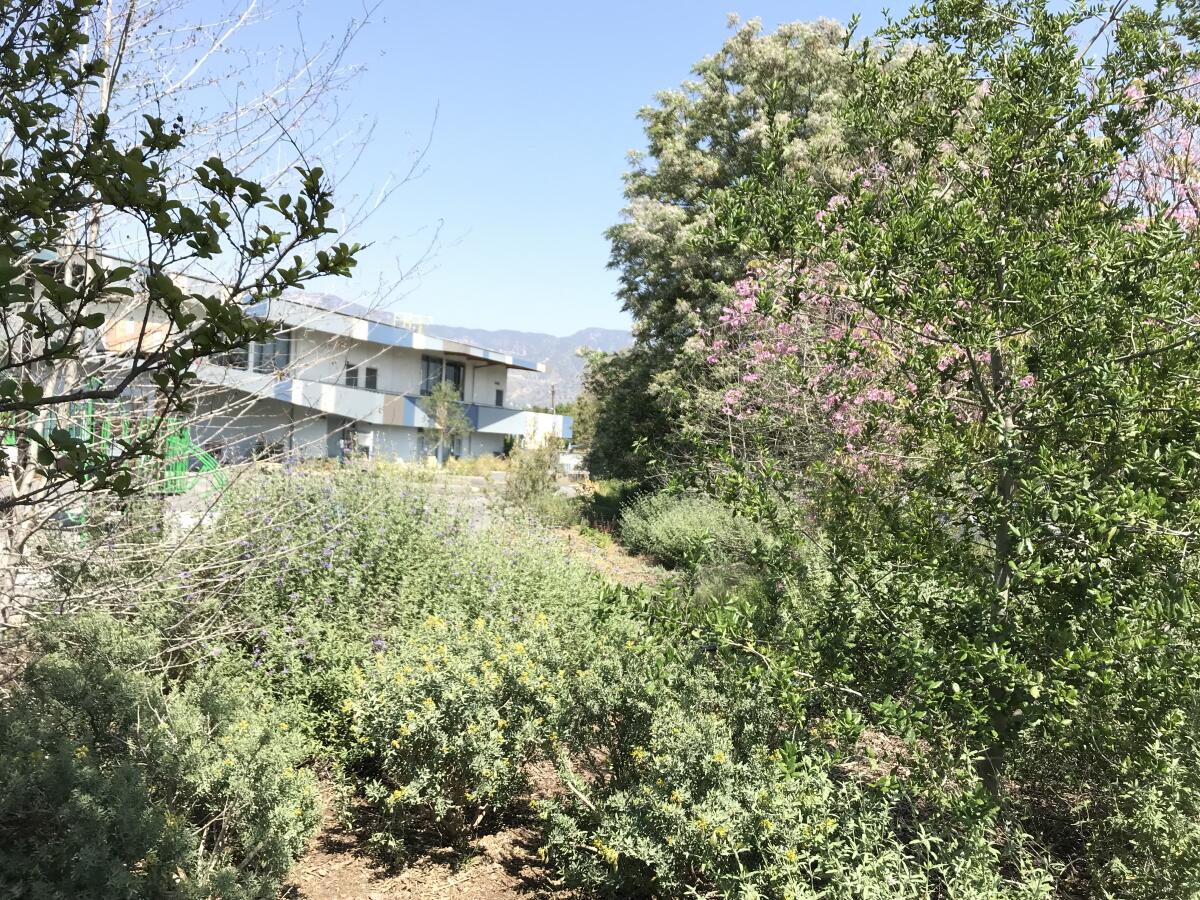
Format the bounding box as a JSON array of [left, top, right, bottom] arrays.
[[687, 254, 1043, 487]]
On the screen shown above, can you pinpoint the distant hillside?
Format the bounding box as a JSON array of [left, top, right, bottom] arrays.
[[424, 325, 632, 406]]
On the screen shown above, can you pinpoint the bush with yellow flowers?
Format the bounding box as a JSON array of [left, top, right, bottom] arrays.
[[535, 664, 1057, 899], [339, 603, 634, 849]]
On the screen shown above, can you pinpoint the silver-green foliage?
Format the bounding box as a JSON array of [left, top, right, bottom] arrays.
[[620, 490, 759, 568], [0, 615, 317, 899]]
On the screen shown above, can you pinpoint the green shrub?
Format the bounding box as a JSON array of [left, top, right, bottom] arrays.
[[443, 454, 508, 477], [518, 489, 581, 527], [344, 613, 575, 845], [539, 668, 1056, 900], [578, 522, 614, 548], [503, 443, 578, 525], [580, 478, 639, 527], [619, 491, 760, 569], [0, 615, 318, 899]]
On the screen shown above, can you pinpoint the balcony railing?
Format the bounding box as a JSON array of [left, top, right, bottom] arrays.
[[195, 362, 570, 439]]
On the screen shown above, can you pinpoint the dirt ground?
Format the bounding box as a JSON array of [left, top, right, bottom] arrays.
[[282, 803, 570, 900], [551, 526, 662, 587]]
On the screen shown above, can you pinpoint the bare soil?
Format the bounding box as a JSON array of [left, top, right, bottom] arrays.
[[282, 801, 570, 900], [551, 526, 663, 588]]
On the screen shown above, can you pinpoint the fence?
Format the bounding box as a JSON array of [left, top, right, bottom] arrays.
[[2, 403, 226, 497]]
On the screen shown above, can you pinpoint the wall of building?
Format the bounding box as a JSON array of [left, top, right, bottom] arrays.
[[189, 394, 325, 461], [467, 431, 506, 457], [289, 328, 503, 404], [469, 363, 508, 407], [367, 424, 421, 462]]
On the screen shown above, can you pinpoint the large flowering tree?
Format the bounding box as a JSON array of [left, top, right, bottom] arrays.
[[587, 18, 856, 480], [689, 0, 1200, 891]]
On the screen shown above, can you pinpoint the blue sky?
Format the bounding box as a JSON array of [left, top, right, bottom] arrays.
[[295, 1, 889, 336]]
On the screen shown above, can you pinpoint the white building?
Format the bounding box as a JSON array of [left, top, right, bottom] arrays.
[[186, 295, 571, 463]]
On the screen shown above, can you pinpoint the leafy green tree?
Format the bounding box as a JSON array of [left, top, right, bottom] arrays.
[[575, 346, 670, 482], [697, 0, 1200, 892], [0, 0, 357, 511], [609, 17, 853, 344], [418, 380, 471, 465]]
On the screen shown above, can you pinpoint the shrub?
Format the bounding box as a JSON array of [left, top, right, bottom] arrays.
[[443, 454, 508, 477], [343, 612, 577, 845], [579, 478, 639, 527], [619, 491, 760, 569], [0, 615, 318, 899], [503, 443, 578, 525], [539, 667, 1056, 899]]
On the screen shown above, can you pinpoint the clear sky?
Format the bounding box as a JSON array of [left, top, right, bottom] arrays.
[[294, 1, 889, 336]]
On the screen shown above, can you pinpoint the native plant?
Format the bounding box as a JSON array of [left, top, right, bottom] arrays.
[[689, 1, 1200, 893], [619, 490, 759, 570], [593, 18, 858, 484], [0, 614, 318, 899]]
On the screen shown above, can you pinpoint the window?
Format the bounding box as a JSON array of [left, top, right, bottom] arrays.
[[214, 346, 249, 370], [365, 367, 378, 391], [344, 363, 359, 388], [252, 331, 291, 372], [420, 355, 464, 397], [495, 388, 504, 407]]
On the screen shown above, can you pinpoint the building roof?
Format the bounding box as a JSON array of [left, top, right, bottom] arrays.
[[251, 294, 545, 373]]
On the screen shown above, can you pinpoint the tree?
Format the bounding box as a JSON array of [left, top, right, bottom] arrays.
[[600, 18, 856, 481], [695, 0, 1200, 890], [418, 380, 470, 465], [0, 0, 358, 616], [574, 346, 669, 483]]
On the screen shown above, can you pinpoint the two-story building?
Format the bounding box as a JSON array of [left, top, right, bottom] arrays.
[[187, 295, 571, 463]]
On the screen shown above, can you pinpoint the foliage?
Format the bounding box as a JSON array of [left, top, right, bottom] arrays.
[[418, 380, 472, 464], [576, 522, 614, 549], [0, 614, 317, 899], [577, 477, 640, 528], [674, 0, 1200, 896], [575, 346, 671, 483], [593, 18, 856, 483], [540, 668, 1055, 899], [13, 458, 1116, 898], [609, 16, 853, 346], [442, 453, 508, 477], [619, 490, 760, 569], [0, 0, 358, 510], [343, 605, 630, 848]]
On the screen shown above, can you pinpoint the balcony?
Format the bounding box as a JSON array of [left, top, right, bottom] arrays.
[[193, 363, 571, 440]]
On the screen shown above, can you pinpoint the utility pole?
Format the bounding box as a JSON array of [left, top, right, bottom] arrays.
[[550, 384, 557, 413]]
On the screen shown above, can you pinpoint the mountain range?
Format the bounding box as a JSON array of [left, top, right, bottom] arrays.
[[424, 324, 632, 406]]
